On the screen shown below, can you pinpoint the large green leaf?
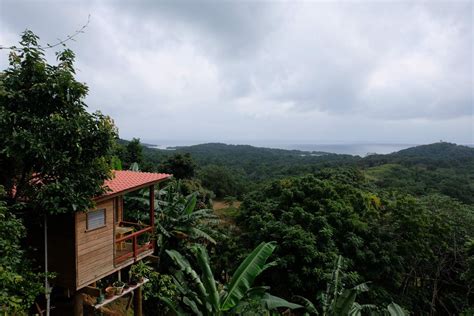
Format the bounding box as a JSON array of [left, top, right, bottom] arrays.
[[261, 293, 304, 310], [333, 289, 358, 315], [129, 162, 140, 171], [193, 245, 220, 312], [333, 283, 369, 316], [159, 296, 186, 316], [293, 295, 318, 314], [189, 227, 217, 244], [220, 241, 276, 311], [166, 249, 208, 302], [245, 286, 271, 300], [349, 302, 377, 316], [184, 193, 197, 214], [166, 249, 192, 270], [387, 302, 406, 316], [183, 296, 203, 316]]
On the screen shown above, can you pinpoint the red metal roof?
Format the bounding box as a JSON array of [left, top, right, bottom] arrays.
[[100, 170, 172, 198]]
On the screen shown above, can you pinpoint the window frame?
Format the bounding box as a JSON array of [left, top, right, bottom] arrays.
[[86, 208, 107, 232]]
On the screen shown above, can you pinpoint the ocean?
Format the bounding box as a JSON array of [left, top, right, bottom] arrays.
[[267, 143, 416, 156]]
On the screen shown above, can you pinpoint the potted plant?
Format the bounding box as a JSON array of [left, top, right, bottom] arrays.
[[113, 280, 126, 294], [137, 231, 151, 246], [96, 290, 105, 304], [129, 261, 152, 285], [105, 286, 115, 299]]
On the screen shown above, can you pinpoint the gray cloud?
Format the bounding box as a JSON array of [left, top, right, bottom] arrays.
[[0, 0, 472, 144]]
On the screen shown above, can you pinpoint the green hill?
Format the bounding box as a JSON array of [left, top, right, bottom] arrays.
[[393, 142, 474, 159], [119, 140, 474, 204]]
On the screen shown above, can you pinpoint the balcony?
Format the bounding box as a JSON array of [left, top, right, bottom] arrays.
[[115, 221, 154, 266]]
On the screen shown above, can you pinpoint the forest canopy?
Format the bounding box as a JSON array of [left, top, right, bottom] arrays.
[[123, 139, 474, 314]]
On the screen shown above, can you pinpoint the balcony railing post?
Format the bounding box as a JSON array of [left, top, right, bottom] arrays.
[[133, 235, 138, 261], [115, 226, 153, 265]]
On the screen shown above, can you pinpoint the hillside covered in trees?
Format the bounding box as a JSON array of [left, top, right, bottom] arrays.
[[131, 141, 474, 204], [112, 139, 474, 315]]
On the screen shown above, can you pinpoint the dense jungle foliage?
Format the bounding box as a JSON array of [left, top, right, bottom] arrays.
[[117, 139, 474, 315], [130, 141, 474, 204]]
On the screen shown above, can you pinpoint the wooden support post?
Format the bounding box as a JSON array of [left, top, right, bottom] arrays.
[[133, 286, 143, 316], [133, 235, 138, 259], [74, 292, 83, 316]]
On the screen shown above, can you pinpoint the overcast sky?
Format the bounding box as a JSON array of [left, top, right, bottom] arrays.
[[1, 0, 472, 145]]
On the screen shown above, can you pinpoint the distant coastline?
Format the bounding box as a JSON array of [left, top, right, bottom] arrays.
[[258, 143, 416, 156], [144, 141, 473, 156], [145, 141, 411, 156]]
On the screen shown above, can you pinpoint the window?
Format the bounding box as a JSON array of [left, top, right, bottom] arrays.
[[87, 208, 106, 231]]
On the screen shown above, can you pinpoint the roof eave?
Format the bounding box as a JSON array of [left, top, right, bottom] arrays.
[[93, 175, 172, 203]]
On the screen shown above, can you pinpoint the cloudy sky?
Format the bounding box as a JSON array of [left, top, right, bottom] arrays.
[[1, 0, 472, 145]]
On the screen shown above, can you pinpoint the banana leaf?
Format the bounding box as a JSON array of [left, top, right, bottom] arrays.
[[333, 283, 369, 316], [184, 193, 197, 214], [220, 241, 276, 311], [387, 302, 406, 316], [293, 295, 318, 314], [194, 245, 220, 311], [261, 293, 304, 310]]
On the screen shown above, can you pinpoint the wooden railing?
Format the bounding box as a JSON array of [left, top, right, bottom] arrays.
[[119, 221, 148, 228], [115, 226, 154, 265]]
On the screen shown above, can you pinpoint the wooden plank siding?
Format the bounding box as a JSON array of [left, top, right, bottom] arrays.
[[75, 198, 115, 289]]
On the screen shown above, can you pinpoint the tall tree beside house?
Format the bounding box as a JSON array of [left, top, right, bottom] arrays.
[[0, 30, 117, 215], [0, 30, 116, 313]]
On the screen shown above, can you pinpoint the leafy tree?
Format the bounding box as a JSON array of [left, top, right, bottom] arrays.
[[125, 138, 144, 167], [141, 267, 178, 316], [0, 30, 117, 215], [461, 239, 474, 308], [164, 242, 302, 315], [237, 172, 474, 314], [198, 165, 246, 198], [160, 153, 196, 179], [237, 173, 373, 299], [380, 194, 474, 314], [0, 186, 42, 313], [179, 179, 214, 208]]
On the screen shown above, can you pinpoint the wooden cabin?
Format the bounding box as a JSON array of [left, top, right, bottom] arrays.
[[44, 170, 171, 315]]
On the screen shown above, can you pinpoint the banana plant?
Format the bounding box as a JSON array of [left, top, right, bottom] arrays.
[[125, 180, 218, 253], [295, 256, 408, 316], [163, 241, 302, 315]]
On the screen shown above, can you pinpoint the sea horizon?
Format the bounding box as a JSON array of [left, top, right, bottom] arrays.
[[140, 140, 473, 156]]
